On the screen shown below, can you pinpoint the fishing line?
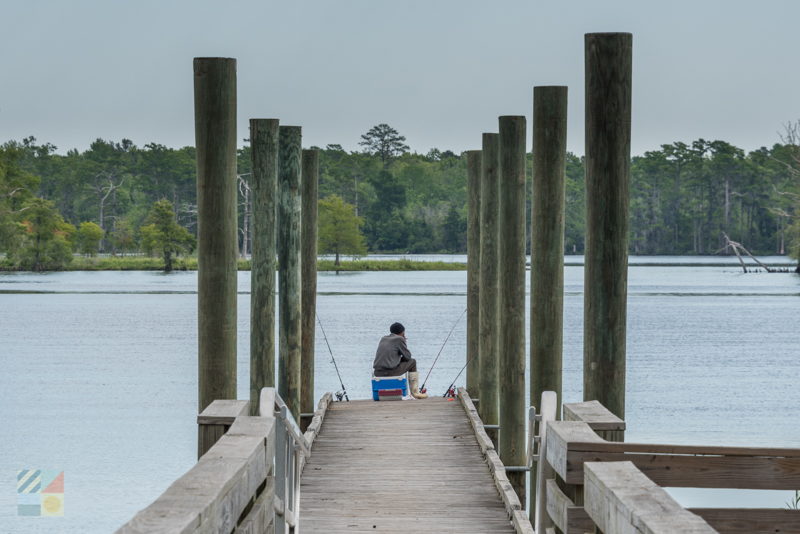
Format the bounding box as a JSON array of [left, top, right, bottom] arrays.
[[420, 307, 467, 393], [442, 352, 477, 398], [316, 313, 349, 401]]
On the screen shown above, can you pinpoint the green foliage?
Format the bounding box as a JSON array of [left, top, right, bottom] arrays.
[[75, 221, 104, 255], [359, 123, 409, 168], [787, 490, 800, 510], [3, 124, 800, 265], [108, 218, 137, 255], [0, 143, 39, 251], [10, 198, 75, 271], [316, 259, 464, 271], [318, 195, 366, 265], [140, 199, 195, 272]]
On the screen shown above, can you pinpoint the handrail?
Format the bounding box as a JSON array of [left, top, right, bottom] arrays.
[[117, 388, 333, 533], [116, 411, 276, 533], [457, 388, 535, 534], [538, 400, 800, 534], [532, 390, 557, 534], [584, 461, 717, 533], [260, 387, 310, 533]]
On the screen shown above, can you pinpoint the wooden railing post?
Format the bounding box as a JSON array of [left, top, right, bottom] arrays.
[[466, 149, 482, 395], [194, 57, 238, 415], [249, 118, 279, 415], [300, 148, 319, 431], [278, 126, 303, 421], [498, 115, 527, 502], [479, 133, 500, 446], [583, 32, 633, 421]]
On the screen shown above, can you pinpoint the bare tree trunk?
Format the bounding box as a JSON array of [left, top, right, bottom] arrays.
[[724, 177, 730, 235], [238, 175, 251, 258]]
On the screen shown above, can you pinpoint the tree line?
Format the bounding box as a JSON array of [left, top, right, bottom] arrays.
[[1, 122, 799, 271]]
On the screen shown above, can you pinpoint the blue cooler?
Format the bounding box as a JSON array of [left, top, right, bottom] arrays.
[[371, 375, 408, 401]]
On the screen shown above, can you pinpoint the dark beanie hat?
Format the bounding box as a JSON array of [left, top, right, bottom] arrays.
[[390, 322, 405, 335]]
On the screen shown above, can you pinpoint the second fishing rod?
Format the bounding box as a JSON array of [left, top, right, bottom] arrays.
[[419, 307, 467, 395]]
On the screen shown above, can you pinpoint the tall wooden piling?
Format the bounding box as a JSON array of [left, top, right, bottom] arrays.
[[530, 85, 568, 514], [530, 86, 568, 411], [301, 148, 319, 430], [466, 150, 482, 395], [278, 126, 303, 420], [497, 115, 527, 502], [249, 118, 279, 415], [583, 33, 632, 421], [194, 57, 238, 414], [478, 133, 500, 445]]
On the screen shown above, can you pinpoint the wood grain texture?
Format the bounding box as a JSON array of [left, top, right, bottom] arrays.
[[479, 133, 500, 446], [498, 115, 528, 502], [249, 118, 279, 415], [530, 86, 567, 421], [533, 391, 558, 532], [583, 33, 632, 420], [584, 461, 717, 534], [278, 125, 303, 421], [299, 398, 519, 533], [688, 508, 800, 534], [545, 479, 594, 534], [301, 148, 319, 430], [194, 57, 238, 414], [197, 399, 251, 425], [116, 416, 276, 534], [547, 420, 800, 489], [466, 150, 482, 395], [563, 400, 626, 432]]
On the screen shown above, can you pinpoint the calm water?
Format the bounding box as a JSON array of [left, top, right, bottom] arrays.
[[1, 260, 799, 532]]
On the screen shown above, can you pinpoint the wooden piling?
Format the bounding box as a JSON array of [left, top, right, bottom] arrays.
[[278, 126, 303, 420], [530, 86, 568, 410], [497, 115, 527, 502], [530, 85, 568, 513], [194, 57, 238, 415], [249, 118, 279, 415], [466, 150, 482, 395], [583, 33, 632, 421], [478, 133, 500, 445], [301, 148, 319, 430]]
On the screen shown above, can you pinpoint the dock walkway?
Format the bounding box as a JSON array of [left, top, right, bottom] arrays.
[[300, 398, 516, 533]]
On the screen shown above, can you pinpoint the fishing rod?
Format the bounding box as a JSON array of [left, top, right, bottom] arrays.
[[316, 313, 349, 401], [419, 307, 467, 394], [442, 352, 477, 398]]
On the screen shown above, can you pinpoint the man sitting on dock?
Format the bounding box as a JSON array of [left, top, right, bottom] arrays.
[[373, 322, 428, 399]]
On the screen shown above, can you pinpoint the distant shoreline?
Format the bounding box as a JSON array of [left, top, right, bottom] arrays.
[[1, 255, 796, 272]]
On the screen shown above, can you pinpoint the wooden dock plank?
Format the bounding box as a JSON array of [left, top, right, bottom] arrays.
[[299, 398, 517, 533]]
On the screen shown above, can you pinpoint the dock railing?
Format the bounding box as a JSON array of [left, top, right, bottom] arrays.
[[116, 387, 332, 534], [537, 398, 800, 534], [458, 387, 536, 534]]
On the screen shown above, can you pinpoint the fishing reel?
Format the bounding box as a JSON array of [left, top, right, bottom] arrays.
[[335, 390, 347, 402], [443, 385, 457, 398]]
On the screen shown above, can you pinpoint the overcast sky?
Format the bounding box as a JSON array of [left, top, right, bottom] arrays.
[[2, 1, 799, 156]]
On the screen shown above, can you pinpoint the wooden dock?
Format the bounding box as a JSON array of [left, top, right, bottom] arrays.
[[299, 398, 517, 533]]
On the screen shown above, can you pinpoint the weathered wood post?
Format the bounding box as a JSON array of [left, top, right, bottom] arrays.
[[300, 148, 319, 431], [194, 57, 238, 418], [278, 126, 303, 420], [498, 115, 527, 502], [466, 150, 482, 395], [249, 118, 279, 415], [529, 85, 568, 514], [479, 133, 500, 446], [583, 33, 632, 422]]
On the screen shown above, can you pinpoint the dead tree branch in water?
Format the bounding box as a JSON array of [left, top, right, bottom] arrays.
[[721, 232, 775, 273]]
